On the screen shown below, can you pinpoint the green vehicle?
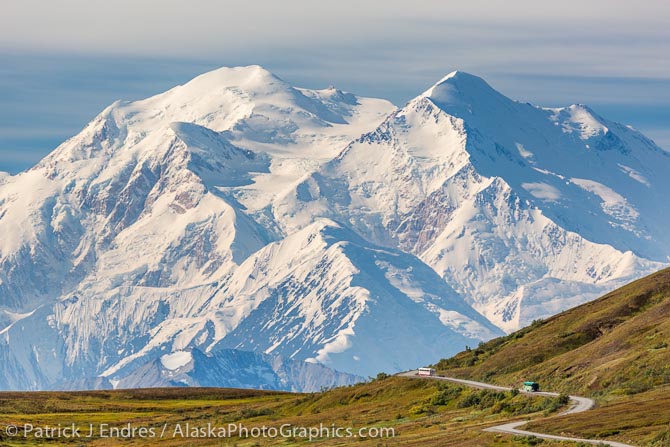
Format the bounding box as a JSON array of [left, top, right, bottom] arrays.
[[523, 381, 539, 392]]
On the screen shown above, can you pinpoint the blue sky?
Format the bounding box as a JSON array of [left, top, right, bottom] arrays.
[[1, 0, 668, 173]]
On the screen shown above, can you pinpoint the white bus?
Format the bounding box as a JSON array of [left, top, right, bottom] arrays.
[[417, 367, 436, 376]]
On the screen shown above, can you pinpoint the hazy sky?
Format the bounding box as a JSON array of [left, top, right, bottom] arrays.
[[1, 0, 668, 173]]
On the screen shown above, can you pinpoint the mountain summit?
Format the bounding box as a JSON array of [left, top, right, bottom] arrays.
[[0, 66, 667, 390], [421, 70, 511, 113]]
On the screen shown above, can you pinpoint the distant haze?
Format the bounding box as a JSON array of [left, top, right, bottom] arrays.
[[1, 0, 668, 172]]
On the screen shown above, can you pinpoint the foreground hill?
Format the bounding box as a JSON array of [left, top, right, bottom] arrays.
[[437, 267, 670, 445], [0, 377, 578, 446], [437, 267, 670, 395]]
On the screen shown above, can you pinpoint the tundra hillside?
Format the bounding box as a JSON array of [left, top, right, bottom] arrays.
[[437, 267, 670, 446]]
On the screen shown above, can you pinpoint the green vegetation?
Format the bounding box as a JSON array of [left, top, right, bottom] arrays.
[[436, 268, 670, 395], [436, 267, 670, 445], [411, 382, 566, 417], [0, 378, 576, 446], [526, 387, 670, 446]]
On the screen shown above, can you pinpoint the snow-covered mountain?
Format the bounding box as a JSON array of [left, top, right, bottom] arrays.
[[0, 66, 667, 390], [114, 348, 362, 392], [277, 71, 667, 330]]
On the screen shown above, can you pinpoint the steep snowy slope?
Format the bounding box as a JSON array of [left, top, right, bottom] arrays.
[[0, 66, 399, 389], [207, 219, 502, 376], [0, 219, 501, 388], [277, 71, 667, 331], [0, 65, 393, 313], [115, 349, 362, 392], [0, 115, 270, 317], [421, 72, 670, 260]]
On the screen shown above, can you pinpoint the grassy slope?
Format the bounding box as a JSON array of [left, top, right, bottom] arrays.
[[526, 388, 670, 445], [436, 267, 670, 445], [0, 378, 579, 446]]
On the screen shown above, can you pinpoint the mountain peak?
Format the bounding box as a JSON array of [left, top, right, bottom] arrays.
[[420, 70, 510, 114], [423, 70, 492, 93], [435, 70, 479, 83], [168, 65, 285, 99]]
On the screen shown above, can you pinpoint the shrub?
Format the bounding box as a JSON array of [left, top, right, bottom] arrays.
[[457, 390, 506, 410], [512, 435, 544, 445], [409, 404, 433, 416], [624, 379, 653, 395], [649, 424, 670, 447], [430, 386, 463, 406], [240, 407, 273, 418], [373, 372, 391, 381], [457, 392, 481, 408]]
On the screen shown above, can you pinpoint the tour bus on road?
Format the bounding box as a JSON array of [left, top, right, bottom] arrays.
[[418, 367, 436, 376], [523, 381, 540, 392]]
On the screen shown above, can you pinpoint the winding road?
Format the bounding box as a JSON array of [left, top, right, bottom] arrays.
[[400, 371, 635, 447]]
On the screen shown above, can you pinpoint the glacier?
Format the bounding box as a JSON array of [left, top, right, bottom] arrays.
[[0, 66, 667, 390]]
